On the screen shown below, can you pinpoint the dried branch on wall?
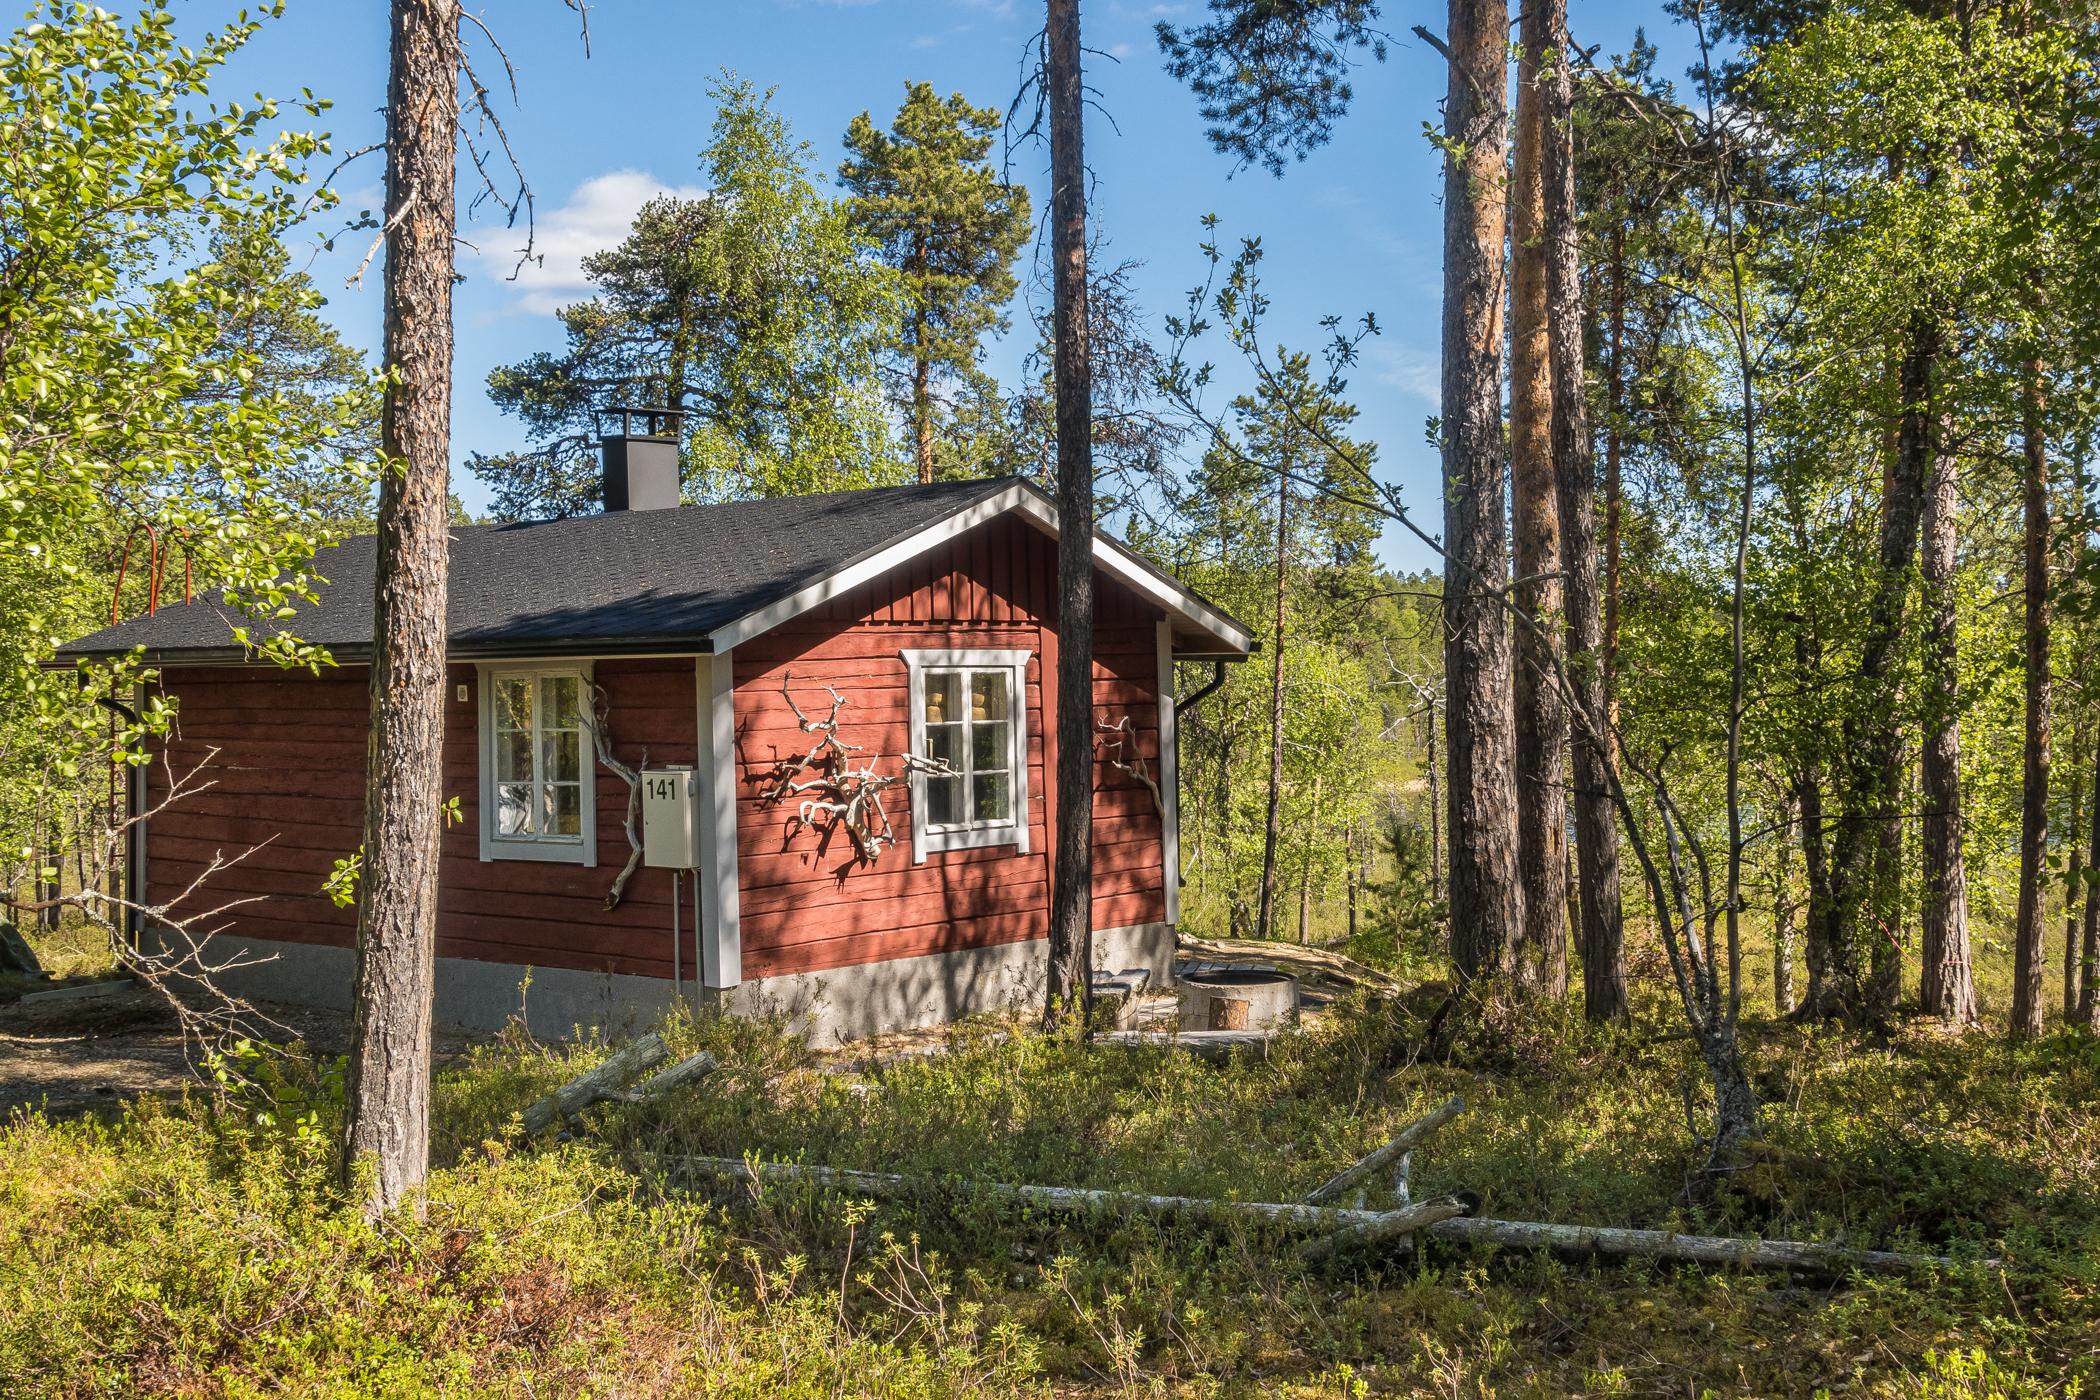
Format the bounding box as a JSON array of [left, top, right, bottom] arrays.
[[756, 673, 957, 862], [583, 685, 647, 910], [2, 746, 292, 1057], [1097, 714, 1163, 815]]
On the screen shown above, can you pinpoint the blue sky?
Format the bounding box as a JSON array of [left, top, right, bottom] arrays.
[[195, 0, 1688, 573]]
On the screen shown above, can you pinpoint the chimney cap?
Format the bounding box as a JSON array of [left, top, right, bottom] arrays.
[[596, 405, 686, 442]]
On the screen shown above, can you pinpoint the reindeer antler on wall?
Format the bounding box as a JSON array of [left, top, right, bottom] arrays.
[[757, 673, 957, 862], [582, 684, 647, 909], [1097, 714, 1164, 816]]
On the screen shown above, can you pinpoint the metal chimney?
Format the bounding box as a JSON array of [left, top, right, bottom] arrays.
[[598, 406, 684, 512]]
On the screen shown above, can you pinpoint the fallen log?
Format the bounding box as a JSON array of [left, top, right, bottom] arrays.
[[519, 1033, 668, 1136], [633, 1050, 718, 1102], [675, 1155, 1466, 1240], [1303, 1095, 1467, 1206], [1301, 1194, 1475, 1262], [1175, 936, 1397, 990], [674, 1155, 1978, 1278], [1424, 1215, 1979, 1276]]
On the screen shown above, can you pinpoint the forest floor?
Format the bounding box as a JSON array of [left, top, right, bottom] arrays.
[[2, 928, 2096, 1397]]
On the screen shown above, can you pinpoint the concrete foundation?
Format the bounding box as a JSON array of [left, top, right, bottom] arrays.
[[189, 922, 1176, 1044]]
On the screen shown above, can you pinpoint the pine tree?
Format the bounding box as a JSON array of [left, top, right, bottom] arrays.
[[1042, 0, 1095, 1030], [345, 0, 459, 1219], [474, 78, 901, 516], [840, 83, 1031, 484]]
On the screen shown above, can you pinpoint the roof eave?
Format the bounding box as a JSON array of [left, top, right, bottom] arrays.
[[702, 478, 1256, 659]]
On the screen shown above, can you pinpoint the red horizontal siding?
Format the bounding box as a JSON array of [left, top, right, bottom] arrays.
[[142, 510, 1174, 994], [732, 513, 1168, 978], [149, 658, 700, 982]]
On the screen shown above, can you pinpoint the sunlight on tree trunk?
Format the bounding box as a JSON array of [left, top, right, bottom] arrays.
[[1439, 0, 1520, 986], [343, 0, 459, 1218], [1920, 415, 1976, 1027], [1042, 0, 1094, 1030], [1256, 466, 1289, 943], [1509, 8, 1568, 1000], [2011, 359, 2050, 1038], [1545, 15, 1623, 1018]]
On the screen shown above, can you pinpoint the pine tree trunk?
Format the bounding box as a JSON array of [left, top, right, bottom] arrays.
[[1509, 13, 1568, 1000], [1774, 826, 1798, 1017], [912, 307, 935, 485], [1426, 701, 1443, 909], [1440, 0, 1521, 985], [1345, 820, 1360, 941], [2063, 709, 2088, 1021], [1602, 224, 1626, 701], [1042, 0, 1094, 1029], [2011, 360, 2050, 1038], [1543, 8, 1623, 1020], [1796, 760, 1837, 1014], [2082, 734, 2100, 1031], [1297, 774, 1319, 945], [1825, 310, 1933, 1025], [344, 0, 459, 1218], [1256, 470, 1290, 942], [1920, 417, 1976, 1026]]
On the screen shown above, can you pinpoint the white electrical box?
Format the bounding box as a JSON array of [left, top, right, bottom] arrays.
[[640, 766, 702, 869]]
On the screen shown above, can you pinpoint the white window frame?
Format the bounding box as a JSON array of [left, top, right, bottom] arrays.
[[478, 661, 598, 866], [903, 649, 1032, 863]]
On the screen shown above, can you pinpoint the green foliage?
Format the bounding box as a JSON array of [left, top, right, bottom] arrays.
[[0, 2, 373, 900], [1160, 350, 1408, 943], [473, 76, 905, 518], [4, 1000, 2097, 1394], [839, 82, 1031, 480]]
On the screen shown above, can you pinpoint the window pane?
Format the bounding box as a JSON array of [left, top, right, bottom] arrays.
[[923, 671, 960, 725], [970, 670, 1009, 722], [496, 782, 533, 836], [925, 774, 963, 825], [496, 729, 531, 783], [972, 771, 1011, 823], [542, 674, 582, 731], [543, 729, 582, 784], [496, 677, 532, 731], [970, 719, 1009, 772], [545, 783, 582, 837], [924, 723, 961, 771]]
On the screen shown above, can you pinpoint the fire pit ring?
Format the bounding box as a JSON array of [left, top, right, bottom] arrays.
[[1177, 968, 1298, 1032]]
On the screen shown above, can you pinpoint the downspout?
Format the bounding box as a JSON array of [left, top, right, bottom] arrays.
[[1171, 659, 1231, 899], [91, 689, 147, 953]]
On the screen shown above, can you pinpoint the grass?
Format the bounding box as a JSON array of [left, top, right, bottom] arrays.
[[4, 963, 2098, 1397], [3, 908, 118, 990]]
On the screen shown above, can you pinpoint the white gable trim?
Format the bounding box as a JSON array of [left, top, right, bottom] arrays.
[[697, 651, 742, 989], [1156, 621, 1181, 928], [703, 483, 1253, 657]]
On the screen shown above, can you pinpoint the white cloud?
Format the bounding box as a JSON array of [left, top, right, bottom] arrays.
[[471, 169, 708, 315], [1367, 344, 1440, 410]]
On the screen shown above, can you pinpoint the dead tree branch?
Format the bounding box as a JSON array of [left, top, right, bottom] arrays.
[[582, 685, 646, 909], [756, 673, 958, 862], [1096, 714, 1163, 815], [3, 747, 293, 1058]]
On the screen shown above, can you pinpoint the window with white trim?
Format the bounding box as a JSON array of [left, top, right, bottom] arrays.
[[903, 649, 1031, 862], [480, 665, 596, 865]]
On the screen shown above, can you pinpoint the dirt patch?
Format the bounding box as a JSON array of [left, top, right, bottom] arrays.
[[0, 984, 476, 1121]]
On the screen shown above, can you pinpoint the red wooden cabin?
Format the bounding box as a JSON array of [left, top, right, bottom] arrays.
[[61, 443, 1250, 1040]]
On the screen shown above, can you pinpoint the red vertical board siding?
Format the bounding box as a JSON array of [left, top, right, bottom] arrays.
[[730, 513, 1167, 980], [138, 511, 1171, 990], [145, 657, 699, 981]]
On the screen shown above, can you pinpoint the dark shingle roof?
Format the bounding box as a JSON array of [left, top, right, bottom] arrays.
[[60, 477, 1019, 661]]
